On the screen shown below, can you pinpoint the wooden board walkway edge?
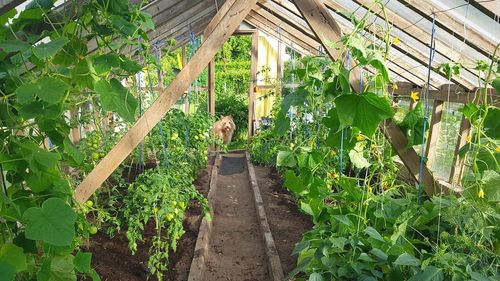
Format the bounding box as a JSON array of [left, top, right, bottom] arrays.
[[245, 152, 285, 281], [187, 152, 221, 281], [74, 0, 259, 203]]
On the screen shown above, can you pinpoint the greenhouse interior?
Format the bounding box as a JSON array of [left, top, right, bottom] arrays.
[[0, 0, 499, 280]]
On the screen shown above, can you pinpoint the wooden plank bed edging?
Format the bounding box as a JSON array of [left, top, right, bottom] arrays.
[[187, 152, 221, 281], [245, 152, 285, 281]]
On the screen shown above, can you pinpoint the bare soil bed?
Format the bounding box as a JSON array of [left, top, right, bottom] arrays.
[[83, 155, 312, 280], [84, 156, 214, 281], [253, 166, 313, 275]]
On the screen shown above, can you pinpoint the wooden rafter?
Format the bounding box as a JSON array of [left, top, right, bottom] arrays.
[[245, 16, 318, 55], [249, 9, 320, 51], [398, 0, 497, 57], [321, 0, 477, 90], [271, 0, 445, 89], [74, 0, 259, 203], [468, 0, 500, 23], [352, 0, 482, 79], [393, 82, 500, 105], [0, 0, 25, 16]]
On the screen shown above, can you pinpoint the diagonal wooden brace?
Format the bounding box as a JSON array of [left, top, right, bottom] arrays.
[[74, 0, 260, 203]]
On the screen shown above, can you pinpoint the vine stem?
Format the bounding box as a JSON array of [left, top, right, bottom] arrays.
[[471, 43, 499, 177]]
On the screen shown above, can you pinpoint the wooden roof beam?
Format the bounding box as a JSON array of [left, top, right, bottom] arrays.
[[398, 0, 497, 57], [322, 0, 477, 90], [244, 17, 317, 56], [248, 10, 321, 52], [352, 0, 483, 82], [0, 0, 25, 16], [75, 0, 260, 203]]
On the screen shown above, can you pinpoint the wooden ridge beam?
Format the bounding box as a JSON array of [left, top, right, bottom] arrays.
[[293, 0, 438, 196], [74, 0, 259, 203]]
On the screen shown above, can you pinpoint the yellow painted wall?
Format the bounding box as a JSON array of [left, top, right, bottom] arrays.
[[255, 34, 280, 120]]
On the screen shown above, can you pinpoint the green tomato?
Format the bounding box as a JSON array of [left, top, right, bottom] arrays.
[[85, 200, 93, 208], [173, 208, 180, 215], [179, 202, 186, 210], [166, 213, 174, 221], [89, 226, 98, 235], [92, 152, 100, 160], [170, 201, 177, 207]]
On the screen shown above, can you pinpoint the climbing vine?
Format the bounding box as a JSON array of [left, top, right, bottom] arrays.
[[250, 4, 499, 281], [0, 0, 159, 279]]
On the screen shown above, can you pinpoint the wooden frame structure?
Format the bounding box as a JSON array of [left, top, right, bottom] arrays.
[[2, 0, 497, 201]]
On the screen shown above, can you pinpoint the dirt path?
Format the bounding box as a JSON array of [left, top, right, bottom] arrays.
[[204, 152, 269, 281]]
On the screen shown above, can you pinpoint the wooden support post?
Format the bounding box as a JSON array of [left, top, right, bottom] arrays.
[[293, 0, 438, 196], [182, 46, 189, 115], [74, 0, 259, 203], [208, 59, 216, 116], [248, 31, 258, 143], [449, 116, 471, 185], [425, 100, 444, 169], [277, 36, 282, 87]]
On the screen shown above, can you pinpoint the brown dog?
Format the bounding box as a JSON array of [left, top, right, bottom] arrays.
[[213, 115, 236, 145]]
